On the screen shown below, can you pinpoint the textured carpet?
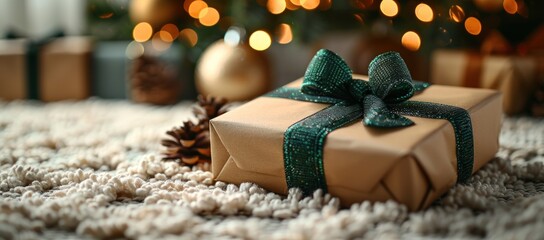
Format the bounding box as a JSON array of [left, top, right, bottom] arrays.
[[1, 100, 544, 240]]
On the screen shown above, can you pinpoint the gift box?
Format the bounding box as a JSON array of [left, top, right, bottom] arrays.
[[211, 50, 502, 211], [0, 36, 92, 101], [430, 49, 543, 115]]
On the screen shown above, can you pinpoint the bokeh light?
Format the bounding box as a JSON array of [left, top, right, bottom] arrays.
[[285, 0, 300, 10], [183, 0, 195, 12], [503, 0, 518, 14], [449, 5, 465, 23], [199, 7, 220, 26], [415, 3, 433, 22], [301, 0, 320, 10], [224, 27, 244, 46], [188, 1, 208, 19], [277, 23, 293, 44], [125, 41, 145, 60], [290, 0, 301, 6], [249, 30, 272, 51], [161, 24, 179, 39], [380, 0, 399, 17], [152, 32, 172, 52], [267, 0, 286, 14], [401, 31, 421, 51], [180, 28, 198, 47], [133, 22, 153, 42], [159, 31, 174, 42], [465, 17, 482, 35]]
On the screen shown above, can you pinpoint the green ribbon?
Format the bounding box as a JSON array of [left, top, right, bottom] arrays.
[[267, 49, 474, 195], [6, 31, 64, 100]]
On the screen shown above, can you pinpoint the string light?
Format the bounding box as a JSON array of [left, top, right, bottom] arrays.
[[503, 0, 518, 14], [301, 0, 320, 10], [199, 7, 220, 26], [464, 17, 482, 35], [188, 0, 207, 19], [415, 3, 433, 22], [449, 5, 465, 23], [401, 31, 421, 51], [249, 30, 272, 51], [180, 28, 198, 47], [277, 23, 293, 44], [380, 0, 399, 17], [267, 0, 286, 14], [133, 22, 153, 42]]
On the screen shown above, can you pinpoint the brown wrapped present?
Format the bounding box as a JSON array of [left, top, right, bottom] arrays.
[[431, 49, 542, 115], [211, 50, 502, 211], [0, 37, 92, 101]]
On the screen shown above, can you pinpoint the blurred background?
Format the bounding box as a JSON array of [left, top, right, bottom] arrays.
[[0, 0, 543, 114]]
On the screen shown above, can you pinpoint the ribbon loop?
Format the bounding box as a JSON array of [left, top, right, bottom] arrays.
[[368, 51, 415, 103], [301, 49, 354, 100]]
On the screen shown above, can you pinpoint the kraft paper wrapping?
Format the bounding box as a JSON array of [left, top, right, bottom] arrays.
[[431, 49, 541, 115], [211, 74, 502, 211], [0, 37, 92, 101]]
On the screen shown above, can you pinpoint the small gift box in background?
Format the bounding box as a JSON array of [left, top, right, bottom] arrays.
[[0, 36, 92, 101], [430, 28, 544, 115], [211, 50, 502, 211]]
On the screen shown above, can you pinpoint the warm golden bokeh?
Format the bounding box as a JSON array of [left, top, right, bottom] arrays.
[[401, 31, 421, 51], [159, 30, 174, 42], [449, 5, 465, 23], [290, 0, 301, 6], [183, 0, 195, 12], [301, 0, 320, 10], [415, 3, 433, 22], [465, 17, 482, 35], [151, 32, 172, 51], [249, 30, 272, 51], [199, 7, 220, 26], [380, 0, 399, 17], [180, 28, 198, 47], [277, 23, 293, 44], [503, 0, 518, 14], [161, 24, 180, 39], [267, 0, 286, 14], [133, 22, 153, 42], [188, 0, 208, 19]]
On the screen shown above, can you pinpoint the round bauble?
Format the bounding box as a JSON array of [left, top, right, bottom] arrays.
[[195, 40, 271, 101], [129, 0, 181, 27]]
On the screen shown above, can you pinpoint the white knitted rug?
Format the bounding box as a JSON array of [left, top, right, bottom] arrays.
[[1, 100, 544, 240]]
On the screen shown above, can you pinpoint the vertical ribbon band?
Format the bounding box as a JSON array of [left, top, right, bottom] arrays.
[[267, 49, 474, 195]]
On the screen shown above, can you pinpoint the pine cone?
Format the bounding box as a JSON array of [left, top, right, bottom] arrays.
[[193, 95, 229, 129], [161, 121, 211, 165]]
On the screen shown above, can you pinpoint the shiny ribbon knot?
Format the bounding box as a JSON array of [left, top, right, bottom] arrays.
[[302, 50, 429, 128], [267, 49, 474, 196]]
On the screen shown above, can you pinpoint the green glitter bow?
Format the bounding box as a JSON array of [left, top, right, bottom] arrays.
[[267, 49, 474, 195]]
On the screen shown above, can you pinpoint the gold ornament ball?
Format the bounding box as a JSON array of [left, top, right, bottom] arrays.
[[473, 0, 503, 12], [195, 40, 271, 101], [129, 0, 181, 27]]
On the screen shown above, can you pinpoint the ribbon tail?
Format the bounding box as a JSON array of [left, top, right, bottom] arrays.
[[363, 95, 414, 128], [388, 100, 474, 183]]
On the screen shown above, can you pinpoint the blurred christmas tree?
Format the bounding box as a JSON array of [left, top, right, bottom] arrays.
[[87, 0, 543, 55]]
